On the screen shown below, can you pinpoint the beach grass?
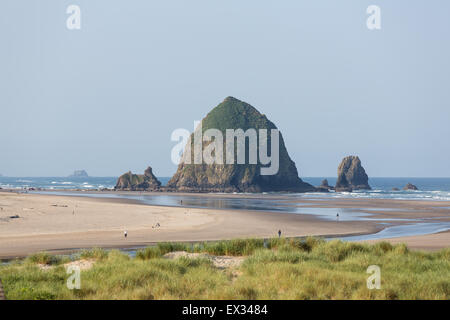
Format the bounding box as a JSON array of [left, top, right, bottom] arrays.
[[0, 238, 448, 300], [25, 252, 63, 266]]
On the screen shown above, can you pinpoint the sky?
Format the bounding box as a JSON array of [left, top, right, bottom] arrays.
[[0, 0, 449, 177]]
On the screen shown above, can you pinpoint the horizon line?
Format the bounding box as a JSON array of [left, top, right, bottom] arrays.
[[1, 176, 450, 179]]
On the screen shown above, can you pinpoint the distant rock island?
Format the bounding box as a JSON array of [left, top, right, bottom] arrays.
[[69, 170, 89, 178], [403, 183, 418, 191], [335, 156, 371, 192], [115, 166, 161, 191], [167, 97, 315, 193]]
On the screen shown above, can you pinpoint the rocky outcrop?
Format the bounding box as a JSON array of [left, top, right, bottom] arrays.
[[167, 97, 315, 193], [335, 156, 371, 192], [316, 179, 333, 192], [320, 179, 330, 188], [403, 183, 418, 191], [115, 166, 161, 191], [69, 170, 89, 178]]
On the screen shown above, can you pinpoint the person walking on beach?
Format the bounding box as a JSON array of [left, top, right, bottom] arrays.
[[336, 212, 339, 222], [124, 230, 128, 239], [278, 230, 282, 238]]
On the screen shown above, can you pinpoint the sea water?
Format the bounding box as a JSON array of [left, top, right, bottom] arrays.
[[0, 176, 118, 191], [302, 177, 450, 201], [2, 176, 450, 201]]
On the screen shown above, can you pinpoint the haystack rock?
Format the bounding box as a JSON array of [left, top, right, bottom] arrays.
[[115, 166, 161, 191], [335, 156, 371, 192], [167, 96, 315, 193], [403, 183, 418, 191]]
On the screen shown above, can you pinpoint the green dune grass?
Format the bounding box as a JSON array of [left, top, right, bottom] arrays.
[[0, 238, 448, 300]]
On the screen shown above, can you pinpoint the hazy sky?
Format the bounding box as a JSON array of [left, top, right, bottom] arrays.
[[1, 0, 449, 177]]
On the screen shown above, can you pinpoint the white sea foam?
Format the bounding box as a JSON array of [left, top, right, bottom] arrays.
[[305, 189, 450, 201]]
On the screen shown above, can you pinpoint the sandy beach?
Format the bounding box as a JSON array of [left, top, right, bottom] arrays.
[[363, 231, 450, 251], [0, 191, 449, 259]]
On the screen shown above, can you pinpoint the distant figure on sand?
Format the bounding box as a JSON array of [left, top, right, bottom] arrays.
[[278, 230, 281, 238], [124, 230, 128, 239], [336, 213, 339, 221]]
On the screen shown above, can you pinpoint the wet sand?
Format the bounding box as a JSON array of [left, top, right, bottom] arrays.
[[0, 191, 449, 259], [363, 231, 450, 251]]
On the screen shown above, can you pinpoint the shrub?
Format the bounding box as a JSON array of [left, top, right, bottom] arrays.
[[373, 241, 394, 254], [311, 240, 368, 262], [136, 247, 162, 260], [157, 242, 191, 255], [25, 252, 61, 265], [393, 243, 409, 255], [79, 248, 108, 260]]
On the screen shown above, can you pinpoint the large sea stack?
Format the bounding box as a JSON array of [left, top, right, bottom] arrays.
[[167, 97, 315, 193], [115, 166, 161, 191], [335, 156, 371, 191]]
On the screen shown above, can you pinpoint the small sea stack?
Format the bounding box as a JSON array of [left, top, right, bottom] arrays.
[[115, 166, 161, 191], [403, 183, 418, 191], [316, 179, 332, 192], [335, 156, 371, 192]]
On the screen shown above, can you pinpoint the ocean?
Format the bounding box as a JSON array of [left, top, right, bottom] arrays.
[[1, 176, 450, 201], [302, 177, 450, 201]]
